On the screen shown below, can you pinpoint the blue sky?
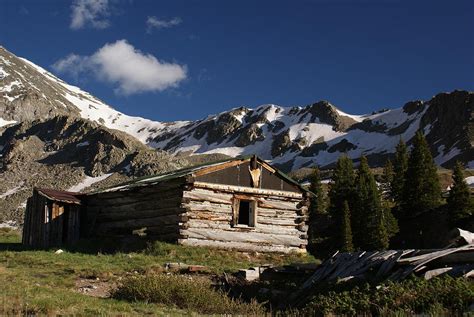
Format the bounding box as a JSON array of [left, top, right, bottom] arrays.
[[1, 0, 473, 122]]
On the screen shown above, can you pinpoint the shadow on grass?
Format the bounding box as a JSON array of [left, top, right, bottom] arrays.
[[0, 227, 152, 254]]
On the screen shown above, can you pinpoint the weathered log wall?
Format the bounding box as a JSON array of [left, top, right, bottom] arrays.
[[179, 183, 309, 253], [85, 178, 187, 241]]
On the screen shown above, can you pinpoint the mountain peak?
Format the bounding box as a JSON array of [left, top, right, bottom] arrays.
[[1, 47, 473, 172]]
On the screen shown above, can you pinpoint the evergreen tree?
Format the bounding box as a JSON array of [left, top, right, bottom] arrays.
[[328, 155, 355, 250], [307, 166, 326, 255], [447, 161, 473, 224], [340, 200, 354, 252], [309, 167, 325, 215], [352, 156, 389, 250], [401, 131, 442, 216], [382, 159, 394, 200], [392, 139, 408, 208]]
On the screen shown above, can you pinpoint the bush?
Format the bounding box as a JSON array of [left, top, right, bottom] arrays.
[[300, 276, 474, 316], [113, 274, 264, 315]]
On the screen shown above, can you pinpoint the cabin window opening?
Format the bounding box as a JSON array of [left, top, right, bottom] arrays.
[[235, 199, 256, 227]]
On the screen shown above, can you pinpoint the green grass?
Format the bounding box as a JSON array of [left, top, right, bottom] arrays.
[[113, 275, 264, 315], [0, 228, 315, 315]]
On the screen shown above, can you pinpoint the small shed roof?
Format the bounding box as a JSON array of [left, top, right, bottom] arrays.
[[36, 188, 83, 205], [94, 155, 311, 195]]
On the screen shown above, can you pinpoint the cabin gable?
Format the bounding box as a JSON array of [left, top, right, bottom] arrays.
[[194, 158, 301, 193]]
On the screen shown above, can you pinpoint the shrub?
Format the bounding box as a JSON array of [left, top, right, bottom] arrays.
[[300, 276, 473, 316], [113, 274, 264, 315]]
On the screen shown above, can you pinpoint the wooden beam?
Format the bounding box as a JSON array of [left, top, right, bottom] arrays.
[[193, 182, 304, 198]]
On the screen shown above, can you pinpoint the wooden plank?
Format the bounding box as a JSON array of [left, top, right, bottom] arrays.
[[193, 182, 304, 198]]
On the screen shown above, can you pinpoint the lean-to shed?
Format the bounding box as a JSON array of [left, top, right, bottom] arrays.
[[22, 188, 83, 248], [23, 156, 311, 253]]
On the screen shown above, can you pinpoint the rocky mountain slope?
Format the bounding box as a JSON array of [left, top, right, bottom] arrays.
[[0, 46, 473, 224], [154, 91, 473, 170]]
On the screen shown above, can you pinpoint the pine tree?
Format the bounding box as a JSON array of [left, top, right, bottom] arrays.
[[382, 159, 394, 200], [341, 200, 354, 252], [328, 155, 355, 250], [447, 161, 473, 224], [401, 131, 442, 216], [309, 167, 325, 215], [307, 166, 326, 255], [352, 156, 389, 250], [392, 139, 408, 208]]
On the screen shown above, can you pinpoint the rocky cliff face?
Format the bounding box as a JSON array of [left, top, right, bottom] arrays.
[[0, 46, 473, 225], [152, 91, 473, 170]]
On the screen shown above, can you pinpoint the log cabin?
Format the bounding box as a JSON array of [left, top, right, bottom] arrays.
[[23, 155, 312, 253]]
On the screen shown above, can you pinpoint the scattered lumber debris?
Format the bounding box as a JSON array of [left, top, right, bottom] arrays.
[[446, 228, 474, 247], [301, 244, 473, 288], [284, 244, 474, 309]]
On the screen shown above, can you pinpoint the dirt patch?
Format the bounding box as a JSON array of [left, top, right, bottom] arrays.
[[75, 278, 117, 298]]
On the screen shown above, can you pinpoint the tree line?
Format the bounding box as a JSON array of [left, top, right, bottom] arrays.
[[307, 131, 473, 255]]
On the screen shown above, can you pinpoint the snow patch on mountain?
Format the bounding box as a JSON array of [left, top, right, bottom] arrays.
[[0, 117, 17, 128], [67, 173, 113, 192]]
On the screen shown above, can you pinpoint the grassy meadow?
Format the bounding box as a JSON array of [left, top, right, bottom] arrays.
[[0, 228, 314, 315]]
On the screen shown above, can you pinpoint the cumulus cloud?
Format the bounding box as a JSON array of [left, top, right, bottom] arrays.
[[146, 16, 182, 33], [52, 40, 187, 95], [70, 0, 111, 30]]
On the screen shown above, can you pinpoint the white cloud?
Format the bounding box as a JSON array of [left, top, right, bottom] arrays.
[[146, 16, 182, 33], [52, 40, 187, 95], [70, 0, 111, 30], [51, 54, 88, 80]]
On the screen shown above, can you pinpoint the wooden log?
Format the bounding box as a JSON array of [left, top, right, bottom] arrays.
[[257, 216, 306, 226], [185, 219, 306, 238], [87, 191, 183, 208], [193, 181, 304, 198], [183, 189, 233, 205], [95, 206, 186, 222], [257, 199, 299, 211], [179, 228, 307, 247], [95, 213, 187, 230], [179, 238, 306, 254], [181, 201, 232, 213]]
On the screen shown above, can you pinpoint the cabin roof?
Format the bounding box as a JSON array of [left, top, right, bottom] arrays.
[[36, 188, 83, 205], [93, 155, 310, 194]]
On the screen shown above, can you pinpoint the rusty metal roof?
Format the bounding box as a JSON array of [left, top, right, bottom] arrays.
[[36, 188, 83, 205]]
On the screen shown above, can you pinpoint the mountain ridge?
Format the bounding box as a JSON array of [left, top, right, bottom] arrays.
[[0, 46, 473, 224]]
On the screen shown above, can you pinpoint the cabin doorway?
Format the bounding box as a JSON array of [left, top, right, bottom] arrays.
[[235, 199, 256, 227]]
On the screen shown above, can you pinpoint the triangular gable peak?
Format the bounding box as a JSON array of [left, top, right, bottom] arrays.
[[190, 156, 304, 194]]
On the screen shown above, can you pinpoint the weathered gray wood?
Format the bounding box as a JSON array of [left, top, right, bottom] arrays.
[[193, 181, 304, 198], [95, 213, 187, 230], [182, 189, 233, 204], [95, 206, 185, 221], [257, 199, 300, 211], [179, 238, 306, 254], [186, 219, 302, 235], [180, 228, 307, 247]]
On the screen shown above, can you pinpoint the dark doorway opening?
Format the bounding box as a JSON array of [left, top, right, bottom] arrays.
[[238, 200, 251, 225]]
